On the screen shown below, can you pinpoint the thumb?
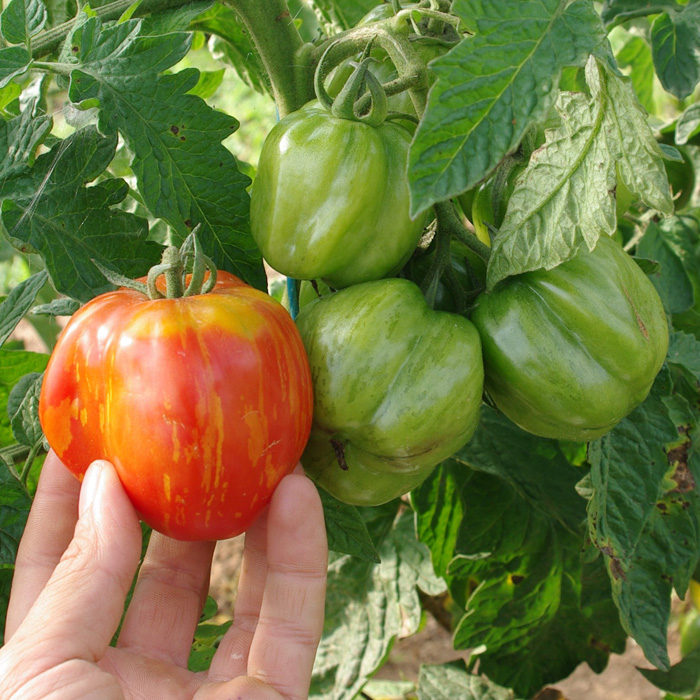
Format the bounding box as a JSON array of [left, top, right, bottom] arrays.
[[1, 461, 142, 692]]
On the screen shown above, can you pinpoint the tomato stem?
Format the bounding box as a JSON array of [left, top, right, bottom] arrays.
[[146, 233, 218, 299], [313, 23, 429, 119], [436, 201, 492, 263]]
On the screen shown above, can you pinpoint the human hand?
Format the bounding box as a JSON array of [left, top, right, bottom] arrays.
[[0, 451, 327, 700]]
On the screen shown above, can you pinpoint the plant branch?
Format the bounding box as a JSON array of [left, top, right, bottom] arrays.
[[30, 0, 191, 58], [223, 0, 314, 117], [435, 201, 491, 262]]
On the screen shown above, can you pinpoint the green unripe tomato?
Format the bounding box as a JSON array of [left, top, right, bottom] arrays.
[[296, 279, 484, 506], [250, 101, 426, 289], [680, 609, 700, 656], [472, 234, 669, 441], [472, 162, 526, 243]]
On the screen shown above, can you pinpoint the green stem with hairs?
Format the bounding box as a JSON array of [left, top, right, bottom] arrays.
[[223, 0, 315, 117], [435, 201, 492, 262]]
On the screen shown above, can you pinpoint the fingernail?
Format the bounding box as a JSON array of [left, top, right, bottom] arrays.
[[79, 461, 105, 519]]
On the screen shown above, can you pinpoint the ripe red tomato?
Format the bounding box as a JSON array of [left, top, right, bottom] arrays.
[[39, 271, 313, 541]]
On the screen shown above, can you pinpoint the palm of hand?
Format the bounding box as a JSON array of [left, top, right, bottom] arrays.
[[0, 453, 327, 700]]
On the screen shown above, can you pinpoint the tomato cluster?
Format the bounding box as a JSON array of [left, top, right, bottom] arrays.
[[249, 73, 668, 507]]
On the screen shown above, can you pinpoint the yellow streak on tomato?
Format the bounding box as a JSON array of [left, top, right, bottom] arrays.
[[80, 407, 88, 426], [171, 422, 181, 463], [163, 473, 171, 502], [99, 404, 105, 434], [41, 398, 74, 456]]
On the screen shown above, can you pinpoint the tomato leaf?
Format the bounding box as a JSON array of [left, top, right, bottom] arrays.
[[7, 370, 43, 447], [311, 507, 446, 700], [0, 349, 48, 447], [487, 57, 672, 289], [0, 100, 52, 181], [417, 662, 528, 700], [0, 0, 47, 46], [407, 0, 606, 216], [667, 331, 700, 383], [414, 409, 626, 697], [65, 16, 265, 290], [0, 127, 162, 302], [638, 219, 697, 315], [191, 3, 270, 96], [0, 269, 47, 348], [586, 370, 699, 671], [0, 46, 31, 89], [616, 36, 656, 115], [311, 0, 378, 31], [601, 0, 679, 27], [639, 644, 700, 697], [317, 487, 380, 563], [650, 2, 700, 101], [677, 103, 700, 146]]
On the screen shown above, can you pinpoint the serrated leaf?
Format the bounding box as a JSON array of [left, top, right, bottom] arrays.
[[317, 487, 380, 563], [587, 372, 699, 671], [408, 0, 606, 216], [651, 3, 700, 101], [192, 4, 269, 96], [66, 16, 265, 289], [486, 57, 672, 289], [0, 269, 47, 348], [677, 103, 700, 146], [1, 0, 48, 45], [0, 100, 51, 183], [0, 349, 48, 446], [639, 644, 700, 697], [0, 46, 31, 89], [310, 507, 446, 700], [418, 662, 526, 700], [0, 126, 162, 302], [8, 370, 43, 446]]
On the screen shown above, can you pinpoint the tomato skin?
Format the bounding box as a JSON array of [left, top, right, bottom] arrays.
[[39, 271, 313, 541], [472, 235, 668, 441], [296, 278, 484, 506], [250, 101, 426, 289]]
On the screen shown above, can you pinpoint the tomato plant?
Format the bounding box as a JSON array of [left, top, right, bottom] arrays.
[[39, 241, 313, 541], [1, 0, 700, 698]]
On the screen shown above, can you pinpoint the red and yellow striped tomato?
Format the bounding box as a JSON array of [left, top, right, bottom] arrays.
[[39, 271, 313, 541]]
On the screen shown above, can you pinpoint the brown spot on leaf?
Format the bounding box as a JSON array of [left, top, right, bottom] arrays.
[[609, 557, 626, 581], [184, 219, 193, 228], [170, 125, 179, 135], [511, 574, 525, 585]]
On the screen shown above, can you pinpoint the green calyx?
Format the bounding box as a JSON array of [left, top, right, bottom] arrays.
[[94, 230, 217, 300]]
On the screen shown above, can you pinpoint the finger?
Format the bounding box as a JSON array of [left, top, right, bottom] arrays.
[[117, 532, 215, 666], [2, 461, 142, 684], [248, 474, 327, 700], [196, 676, 284, 700], [5, 451, 81, 640], [208, 502, 270, 679]]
